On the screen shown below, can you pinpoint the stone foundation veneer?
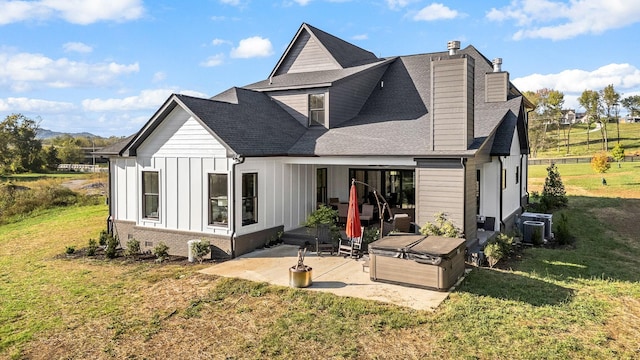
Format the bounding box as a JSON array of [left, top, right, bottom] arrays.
[[111, 220, 284, 259]]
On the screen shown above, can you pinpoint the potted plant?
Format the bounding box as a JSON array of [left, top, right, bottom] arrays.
[[289, 248, 312, 288]]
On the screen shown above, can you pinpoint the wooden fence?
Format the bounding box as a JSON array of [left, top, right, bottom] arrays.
[[528, 155, 640, 166]]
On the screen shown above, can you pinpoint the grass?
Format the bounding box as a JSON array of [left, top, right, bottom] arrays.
[[1, 171, 639, 358]]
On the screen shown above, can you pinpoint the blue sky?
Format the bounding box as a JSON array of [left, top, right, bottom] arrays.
[[1, 0, 639, 137]]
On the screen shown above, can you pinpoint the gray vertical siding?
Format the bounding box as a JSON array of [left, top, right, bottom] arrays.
[[464, 158, 477, 241], [430, 56, 475, 151], [485, 72, 509, 103]]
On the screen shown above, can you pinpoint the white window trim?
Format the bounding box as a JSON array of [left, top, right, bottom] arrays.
[[140, 168, 161, 224]]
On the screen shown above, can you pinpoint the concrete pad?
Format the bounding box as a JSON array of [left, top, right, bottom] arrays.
[[199, 244, 454, 311]]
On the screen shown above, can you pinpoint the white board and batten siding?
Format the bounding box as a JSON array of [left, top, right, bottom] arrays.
[[133, 106, 232, 237], [234, 158, 315, 236], [501, 130, 524, 220], [111, 158, 138, 222]]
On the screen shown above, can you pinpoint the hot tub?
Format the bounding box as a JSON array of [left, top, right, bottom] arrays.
[[369, 235, 466, 291]]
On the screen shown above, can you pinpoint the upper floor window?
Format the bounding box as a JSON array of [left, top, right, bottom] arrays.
[[242, 173, 258, 226], [309, 93, 325, 127], [208, 173, 228, 226], [142, 171, 159, 219]]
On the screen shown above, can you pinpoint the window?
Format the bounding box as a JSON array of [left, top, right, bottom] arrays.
[[476, 169, 481, 215], [501, 168, 507, 190], [208, 174, 228, 226], [242, 173, 258, 226], [317, 168, 327, 205], [515, 166, 520, 184], [142, 171, 159, 219], [309, 94, 325, 127]]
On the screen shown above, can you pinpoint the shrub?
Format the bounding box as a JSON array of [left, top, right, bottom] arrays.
[[98, 230, 108, 246], [541, 163, 568, 210], [125, 238, 141, 257], [105, 232, 119, 259], [191, 240, 211, 263], [420, 212, 462, 238], [153, 242, 169, 263], [87, 238, 98, 256], [483, 233, 513, 268], [304, 205, 338, 228], [65, 246, 76, 255], [554, 213, 574, 246]]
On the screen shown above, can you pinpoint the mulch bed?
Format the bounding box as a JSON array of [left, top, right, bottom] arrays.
[[57, 246, 221, 265]]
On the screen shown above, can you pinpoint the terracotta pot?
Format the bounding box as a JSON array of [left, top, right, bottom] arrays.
[[289, 266, 312, 288]]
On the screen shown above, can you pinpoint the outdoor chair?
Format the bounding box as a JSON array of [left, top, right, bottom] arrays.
[[337, 203, 348, 225], [360, 204, 374, 225], [315, 224, 335, 256], [338, 226, 364, 258], [392, 213, 411, 233]]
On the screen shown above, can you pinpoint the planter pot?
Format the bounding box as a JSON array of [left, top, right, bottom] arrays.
[[289, 266, 312, 288]]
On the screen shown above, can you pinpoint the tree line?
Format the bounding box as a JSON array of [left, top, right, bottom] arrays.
[[524, 85, 640, 157], [0, 113, 125, 175]]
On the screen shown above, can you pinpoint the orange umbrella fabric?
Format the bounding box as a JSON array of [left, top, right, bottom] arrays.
[[346, 181, 362, 239]]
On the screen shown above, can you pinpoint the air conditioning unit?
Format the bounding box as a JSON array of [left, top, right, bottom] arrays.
[[523, 221, 544, 244], [520, 212, 553, 239]]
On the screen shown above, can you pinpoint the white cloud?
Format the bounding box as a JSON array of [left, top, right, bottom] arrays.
[[0, 51, 139, 92], [0, 0, 144, 25], [230, 36, 274, 58], [219, 0, 241, 5], [152, 71, 166, 83], [487, 0, 640, 40], [82, 88, 208, 112], [212, 38, 231, 46], [413, 3, 460, 21], [63, 42, 93, 53], [352, 34, 368, 41], [200, 54, 225, 67], [293, 0, 312, 5], [513, 63, 640, 109], [386, 0, 413, 10], [0, 97, 75, 112]]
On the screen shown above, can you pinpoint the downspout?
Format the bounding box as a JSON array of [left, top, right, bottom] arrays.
[[498, 156, 504, 232], [106, 157, 113, 234], [461, 157, 467, 238], [230, 154, 245, 259]]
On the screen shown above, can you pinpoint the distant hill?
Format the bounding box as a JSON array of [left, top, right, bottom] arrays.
[[36, 129, 99, 140]]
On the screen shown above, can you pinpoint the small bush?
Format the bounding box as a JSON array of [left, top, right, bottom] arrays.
[[153, 242, 169, 263], [483, 233, 513, 268], [554, 213, 574, 246], [420, 212, 462, 238], [125, 238, 141, 257], [87, 238, 98, 256], [191, 240, 211, 263], [65, 246, 76, 255], [105, 232, 119, 259], [99, 230, 108, 246]]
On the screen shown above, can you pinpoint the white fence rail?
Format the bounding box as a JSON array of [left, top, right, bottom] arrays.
[[57, 164, 107, 173]]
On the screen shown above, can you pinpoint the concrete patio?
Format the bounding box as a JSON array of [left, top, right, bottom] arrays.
[[199, 244, 464, 311]]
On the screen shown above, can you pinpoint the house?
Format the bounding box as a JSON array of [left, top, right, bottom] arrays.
[[561, 110, 576, 125], [97, 23, 532, 258]]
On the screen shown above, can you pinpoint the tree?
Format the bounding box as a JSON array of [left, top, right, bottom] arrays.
[[524, 89, 564, 157], [621, 95, 640, 118], [578, 90, 601, 151], [0, 114, 43, 173], [52, 134, 85, 164], [43, 145, 61, 171], [591, 152, 611, 185], [600, 84, 620, 151], [611, 143, 624, 168], [541, 163, 568, 209]]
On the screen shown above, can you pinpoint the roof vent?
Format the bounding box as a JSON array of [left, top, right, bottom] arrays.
[[492, 58, 502, 72], [447, 40, 460, 55]]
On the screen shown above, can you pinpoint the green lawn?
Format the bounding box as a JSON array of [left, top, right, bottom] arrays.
[[1, 173, 639, 358]]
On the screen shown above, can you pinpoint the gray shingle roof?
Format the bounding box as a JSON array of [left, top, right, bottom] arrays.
[[116, 24, 528, 159], [176, 90, 307, 157], [304, 23, 379, 68]]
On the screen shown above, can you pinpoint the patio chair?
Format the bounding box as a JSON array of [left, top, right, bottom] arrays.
[[360, 204, 374, 225], [337, 203, 348, 225], [392, 213, 411, 233], [338, 226, 364, 258], [315, 224, 335, 256]]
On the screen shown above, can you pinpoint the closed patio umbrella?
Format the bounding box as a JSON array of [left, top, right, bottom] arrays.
[[346, 179, 362, 239]]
